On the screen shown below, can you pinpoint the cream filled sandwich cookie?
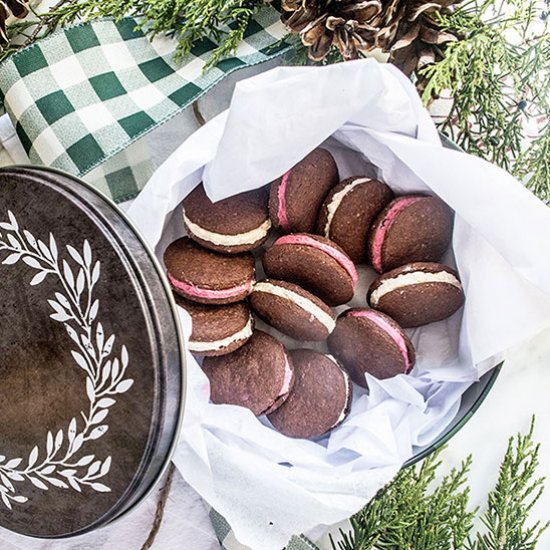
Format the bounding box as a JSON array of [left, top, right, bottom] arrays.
[[183, 183, 271, 254]]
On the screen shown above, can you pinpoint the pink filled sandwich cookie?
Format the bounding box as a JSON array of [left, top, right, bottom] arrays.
[[202, 330, 295, 416], [327, 308, 415, 387], [367, 195, 454, 273], [269, 148, 339, 234], [268, 350, 352, 439], [164, 237, 255, 305], [262, 233, 358, 306]]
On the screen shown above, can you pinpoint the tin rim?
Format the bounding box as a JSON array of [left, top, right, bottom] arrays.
[[402, 132, 502, 468], [403, 363, 502, 468]]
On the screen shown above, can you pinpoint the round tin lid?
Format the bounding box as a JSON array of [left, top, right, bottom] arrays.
[[0, 167, 185, 538]]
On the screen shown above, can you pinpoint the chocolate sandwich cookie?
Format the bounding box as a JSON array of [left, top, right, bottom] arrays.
[[368, 262, 465, 327], [202, 330, 294, 416], [268, 350, 352, 439], [175, 296, 254, 356], [327, 308, 415, 386], [262, 234, 357, 306], [317, 177, 393, 263], [250, 279, 336, 341], [183, 183, 271, 254], [269, 148, 339, 234], [164, 237, 255, 305], [367, 195, 453, 272]]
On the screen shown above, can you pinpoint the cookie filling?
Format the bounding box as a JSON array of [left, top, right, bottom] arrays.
[[279, 355, 294, 397], [323, 177, 371, 237], [183, 209, 271, 247], [274, 234, 358, 285], [277, 169, 292, 231], [347, 310, 412, 373], [253, 281, 336, 333], [168, 272, 253, 299], [326, 354, 351, 427], [371, 196, 423, 272], [188, 317, 253, 352], [261, 354, 294, 415], [370, 270, 462, 307]]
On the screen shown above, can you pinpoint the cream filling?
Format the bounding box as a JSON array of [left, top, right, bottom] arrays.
[[188, 317, 253, 352], [324, 177, 371, 237], [253, 282, 336, 333], [370, 270, 462, 307], [183, 209, 271, 247], [326, 354, 351, 426]]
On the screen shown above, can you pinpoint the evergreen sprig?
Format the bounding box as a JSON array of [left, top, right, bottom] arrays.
[[419, 0, 550, 201], [1, 0, 268, 68], [332, 418, 547, 550], [468, 418, 549, 549]]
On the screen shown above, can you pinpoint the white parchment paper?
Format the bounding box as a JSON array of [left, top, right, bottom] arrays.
[[127, 58, 550, 549]]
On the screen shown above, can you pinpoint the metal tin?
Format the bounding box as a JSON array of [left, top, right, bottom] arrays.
[[0, 138, 501, 538], [0, 166, 185, 538]]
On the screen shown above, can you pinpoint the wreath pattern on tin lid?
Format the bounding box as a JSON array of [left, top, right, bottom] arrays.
[[0, 210, 134, 509]]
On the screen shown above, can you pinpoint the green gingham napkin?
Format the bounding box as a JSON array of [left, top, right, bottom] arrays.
[[0, 6, 290, 203]]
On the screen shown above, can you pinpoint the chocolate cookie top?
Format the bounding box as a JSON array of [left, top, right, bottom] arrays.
[[202, 330, 294, 416], [175, 296, 253, 355], [262, 234, 357, 306], [368, 262, 465, 328], [368, 195, 453, 272], [183, 184, 269, 235], [317, 177, 393, 263], [269, 148, 339, 233], [268, 349, 352, 439], [250, 279, 336, 341], [182, 184, 271, 253], [164, 237, 255, 290], [327, 308, 415, 387]]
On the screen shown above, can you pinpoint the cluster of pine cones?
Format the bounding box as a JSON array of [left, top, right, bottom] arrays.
[[280, 0, 459, 76]]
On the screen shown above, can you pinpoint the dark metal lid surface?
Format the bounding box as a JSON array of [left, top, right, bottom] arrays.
[[0, 167, 184, 538]]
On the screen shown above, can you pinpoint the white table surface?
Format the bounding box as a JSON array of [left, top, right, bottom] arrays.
[[2, 60, 550, 550]]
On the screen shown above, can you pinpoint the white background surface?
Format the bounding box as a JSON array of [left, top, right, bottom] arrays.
[[1, 60, 550, 549]]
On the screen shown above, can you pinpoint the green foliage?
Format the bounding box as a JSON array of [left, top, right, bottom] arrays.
[[332, 418, 548, 550], [1, 0, 269, 69], [331, 450, 475, 550], [419, 0, 550, 201], [468, 418, 549, 550]]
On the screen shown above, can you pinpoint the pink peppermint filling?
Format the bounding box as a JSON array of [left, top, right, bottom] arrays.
[[347, 309, 412, 373], [277, 170, 292, 231], [371, 196, 423, 272], [274, 234, 358, 285], [278, 355, 293, 397], [168, 272, 252, 299]]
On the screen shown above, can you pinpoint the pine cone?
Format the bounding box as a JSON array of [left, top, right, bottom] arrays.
[[0, 0, 30, 49], [373, 0, 459, 76], [282, 0, 459, 76], [282, 0, 383, 61]]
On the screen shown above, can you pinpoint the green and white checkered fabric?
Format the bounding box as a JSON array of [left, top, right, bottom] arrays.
[[209, 508, 320, 550], [0, 6, 289, 202], [84, 138, 154, 204]]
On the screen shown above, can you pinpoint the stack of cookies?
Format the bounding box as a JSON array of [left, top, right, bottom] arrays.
[[163, 148, 465, 440]]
